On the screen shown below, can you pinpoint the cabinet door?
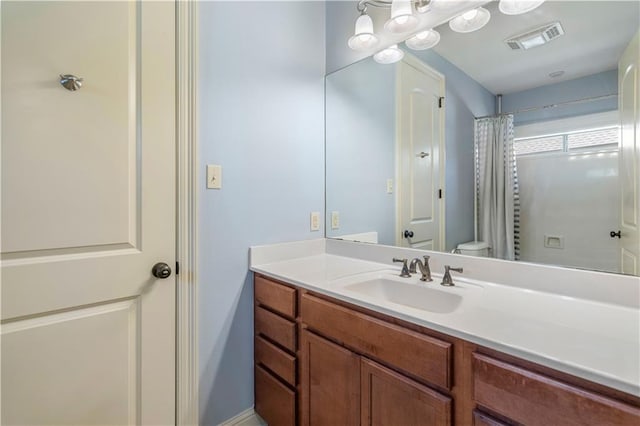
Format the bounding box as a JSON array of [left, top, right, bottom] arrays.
[[361, 358, 452, 426], [300, 330, 360, 426], [255, 366, 296, 426]]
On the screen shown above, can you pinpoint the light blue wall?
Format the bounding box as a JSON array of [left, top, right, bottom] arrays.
[[407, 50, 495, 251], [502, 69, 618, 125], [325, 59, 396, 245], [198, 2, 325, 424]]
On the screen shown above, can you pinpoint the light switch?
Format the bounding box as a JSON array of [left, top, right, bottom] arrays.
[[207, 165, 222, 189], [386, 179, 393, 194], [310, 212, 321, 231], [331, 211, 340, 230]]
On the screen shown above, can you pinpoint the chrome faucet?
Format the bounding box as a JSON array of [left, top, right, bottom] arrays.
[[409, 256, 432, 282], [392, 258, 411, 278], [441, 265, 463, 286]]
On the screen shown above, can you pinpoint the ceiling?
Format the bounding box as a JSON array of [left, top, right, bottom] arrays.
[[431, 0, 640, 94]]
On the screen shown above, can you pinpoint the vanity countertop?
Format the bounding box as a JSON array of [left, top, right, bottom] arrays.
[[250, 239, 640, 397]]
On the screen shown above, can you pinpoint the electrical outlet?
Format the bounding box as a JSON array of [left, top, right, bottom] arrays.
[[386, 179, 393, 194], [331, 211, 340, 230], [207, 165, 222, 189], [310, 212, 320, 231]]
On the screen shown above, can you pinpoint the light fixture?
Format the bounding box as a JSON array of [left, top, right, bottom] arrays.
[[414, 0, 431, 13], [348, 13, 379, 51], [384, 0, 419, 33], [347, 0, 516, 59], [499, 0, 545, 15], [373, 44, 405, 64], [348, 0, 435, 52], [405, 29, 440, 50], [449, 7, 490, 33]]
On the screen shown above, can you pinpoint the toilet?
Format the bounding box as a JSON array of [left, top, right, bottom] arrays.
[[456, 241, 490, 257]]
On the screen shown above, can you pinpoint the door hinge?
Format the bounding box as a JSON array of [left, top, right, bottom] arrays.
[[438, 97, 445, 108], [438, 189, 443, 199], [175, 261, 180, 275]]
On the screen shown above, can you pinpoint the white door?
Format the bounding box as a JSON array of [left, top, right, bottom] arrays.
[[396, 57, 445, 250], [619, 31, 640, 276], [1, 1, 176, 425]]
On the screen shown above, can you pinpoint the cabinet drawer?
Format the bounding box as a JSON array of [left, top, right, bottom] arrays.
[[255, 366, 296, 426], [473, 353, 640, 426], [473, 410, 509, 426], [301, 293, 452, 389], [255, 275, 297, 319], [255, 306, 296, 352], [255, 336, 296, 386]]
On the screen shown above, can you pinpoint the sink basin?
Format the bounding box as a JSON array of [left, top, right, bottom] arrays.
[[343, 278, 463, 314]]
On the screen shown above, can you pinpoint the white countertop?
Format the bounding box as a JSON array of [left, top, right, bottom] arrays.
[[250, 239, 640, 397]]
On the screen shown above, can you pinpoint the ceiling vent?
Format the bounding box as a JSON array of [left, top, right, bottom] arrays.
[[505, 22, 565, 50]]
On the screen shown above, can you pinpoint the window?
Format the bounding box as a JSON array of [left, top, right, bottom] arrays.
[[567, 127, 619, 150], [514, 134, 564, 155], [515, 126, 619, 156]]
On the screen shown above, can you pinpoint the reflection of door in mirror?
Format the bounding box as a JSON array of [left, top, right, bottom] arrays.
[[396, 57, 445, 250], [619, 31, 640, 275]]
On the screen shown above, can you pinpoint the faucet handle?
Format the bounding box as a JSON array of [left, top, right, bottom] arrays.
[[445, 265, 463, 273], [392, 258, 411, 278], [421, 255, 432, 282], [441, 265, 463, 286]]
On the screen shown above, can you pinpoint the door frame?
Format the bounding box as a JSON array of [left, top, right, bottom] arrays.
[[394, 53, 446, 249], [176, 1, 199, 424]]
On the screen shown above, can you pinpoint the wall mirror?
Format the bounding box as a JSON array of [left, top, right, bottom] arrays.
[[325, 0, 639, 276]]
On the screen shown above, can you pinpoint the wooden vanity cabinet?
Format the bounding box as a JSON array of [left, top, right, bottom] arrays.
[[300, 293, 452, 390], [254, 275, 299, 426], [254, 274, 640, 426], [299, 328, 451, 426], [299, 293, 453, 426]]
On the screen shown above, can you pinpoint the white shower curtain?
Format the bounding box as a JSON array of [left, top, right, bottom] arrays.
[[474, 115, 520, 261]]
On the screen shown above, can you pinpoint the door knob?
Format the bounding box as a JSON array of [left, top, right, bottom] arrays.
[[610, 230, 622, 238], [404, 230, 414, 238], [59, 74, 83, 91], [152, 262, 172, 279]]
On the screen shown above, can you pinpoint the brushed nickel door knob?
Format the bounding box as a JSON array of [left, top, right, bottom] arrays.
[[152, 262, 172, 279], [59, 74, 83, 91]]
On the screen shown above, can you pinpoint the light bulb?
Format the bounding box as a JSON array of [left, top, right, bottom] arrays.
[[462, 9, 478, 20], [499, 0, 545, 15], [449, 7, 490, 33], [373, 44, 405, 64], [384, 0, 418, 34], [405, 29, 441, 50], [348, 14, 379, 51]]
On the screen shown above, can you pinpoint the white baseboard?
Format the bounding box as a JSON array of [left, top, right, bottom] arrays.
[[218, 407, 266, 426]]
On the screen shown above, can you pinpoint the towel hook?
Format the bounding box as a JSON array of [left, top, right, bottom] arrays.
[[59, 74, 83, 91]]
